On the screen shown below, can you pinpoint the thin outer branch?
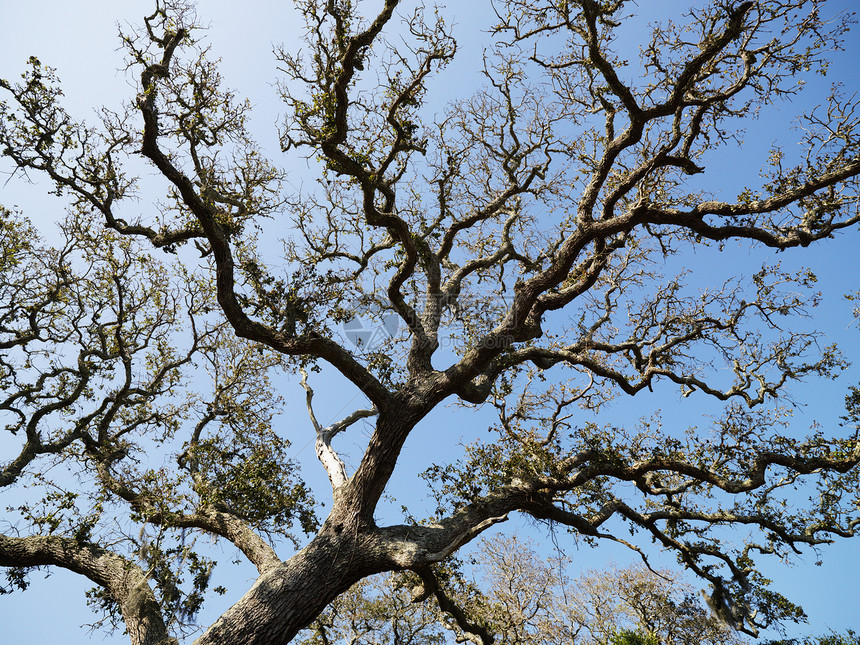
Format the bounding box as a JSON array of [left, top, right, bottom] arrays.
[[132, 22, 392, 409]]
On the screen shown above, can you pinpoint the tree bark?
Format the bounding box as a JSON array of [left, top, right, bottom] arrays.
[[192, 528, 388, 645], [0, 534, 176, 645]]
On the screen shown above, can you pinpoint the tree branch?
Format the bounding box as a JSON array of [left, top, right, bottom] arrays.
[[412, 565, 495, 645], [0, 533, 177, 645]]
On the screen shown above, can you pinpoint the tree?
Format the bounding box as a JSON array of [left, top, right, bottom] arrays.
[[763, 631, 860, 645], [1, 0, 860, 643], [298, 535, 745, 645], [297, 569, 450, 645]]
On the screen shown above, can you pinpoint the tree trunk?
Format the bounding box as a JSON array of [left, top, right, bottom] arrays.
[[192, 523, 387, 644], [194, 402, 432, 644]]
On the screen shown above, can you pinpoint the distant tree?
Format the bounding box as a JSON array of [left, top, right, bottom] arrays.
[[297, 571, 449, 645], [762, 631, 860, 645], [300, 535, 745, 645], [608, 631, 660, 645], [1, 1, 860, 644]]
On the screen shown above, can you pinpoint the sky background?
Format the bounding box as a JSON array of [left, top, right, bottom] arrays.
[[1, 1, 859, 643]]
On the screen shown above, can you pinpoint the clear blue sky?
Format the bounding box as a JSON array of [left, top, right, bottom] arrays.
[[1, 1, 859, 643]]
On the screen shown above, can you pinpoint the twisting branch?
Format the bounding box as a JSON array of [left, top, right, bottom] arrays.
[[411, 565, 495, 645], [126, 4, 393, 408], [0, 534, 177, 645], [2, 1, 860, 642]]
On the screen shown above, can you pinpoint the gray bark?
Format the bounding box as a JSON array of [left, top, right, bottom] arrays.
[[194, 529, 383, 644], [0, 534, 177, 645]]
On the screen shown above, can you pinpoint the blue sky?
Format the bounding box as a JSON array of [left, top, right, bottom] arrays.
[[1, 1, 859, 643]]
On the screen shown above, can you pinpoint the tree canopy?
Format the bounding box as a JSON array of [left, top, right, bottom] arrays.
[[1, 1, 860, 643]]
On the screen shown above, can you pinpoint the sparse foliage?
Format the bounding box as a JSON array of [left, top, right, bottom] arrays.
[[2, 1, 860, 644]]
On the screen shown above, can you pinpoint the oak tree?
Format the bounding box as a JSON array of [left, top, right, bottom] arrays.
[[2, 0, 860, 643]]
